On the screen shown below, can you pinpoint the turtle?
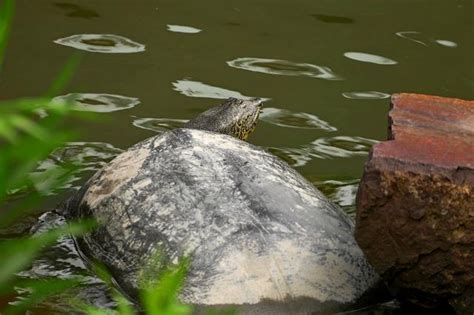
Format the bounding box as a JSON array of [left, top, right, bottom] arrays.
[[61, 98, 380, 314]]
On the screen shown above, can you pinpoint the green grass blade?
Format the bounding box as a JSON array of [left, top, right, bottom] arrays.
[[141, 257, 192, 315], [0, 0, 14, 72], [8, 114, 49, 141], [0, 117, 17, 142], [114, 294, 135, 315], [45, 52, 82, 97]]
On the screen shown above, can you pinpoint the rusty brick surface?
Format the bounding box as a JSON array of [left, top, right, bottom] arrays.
[[355, 93, 474, 313]]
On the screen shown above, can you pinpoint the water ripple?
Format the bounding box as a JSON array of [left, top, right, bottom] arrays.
[[435, 39, 457, 47], [227, 57, 342, 80], [20, 212, 114, 312], [53, 93, 140, 112], [54, 34, 145, 53], [172, 79, 268, 100], [167, 24, 202, 33], [269, 136, 378, 167], [133, 117, 188, 134], [260, 107, 337, 131], [396, 31, 458, 48], [395, 31, 427, 46], [29, 142, 123, 194], [48, 141, 123, 171], [342, 91, 390, 100], [344, 52, 397, 65], [314, 179, 360, 217]]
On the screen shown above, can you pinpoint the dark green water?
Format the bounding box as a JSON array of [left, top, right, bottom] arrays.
[[0, 0, 472, 313]]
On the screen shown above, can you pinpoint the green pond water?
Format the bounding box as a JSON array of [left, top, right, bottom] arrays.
[[0, 0, 472, 313]]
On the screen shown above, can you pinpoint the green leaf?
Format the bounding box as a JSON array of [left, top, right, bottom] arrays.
[[45, 52, 82, 97], [0, 117, 17, 142], [8, 114, 49, 141], [0, 0, 14, 72], [140, 257, 192, 315], [114, 293, 135, 315]]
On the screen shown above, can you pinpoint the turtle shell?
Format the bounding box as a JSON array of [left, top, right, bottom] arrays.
[[68, 128, 379, 314]]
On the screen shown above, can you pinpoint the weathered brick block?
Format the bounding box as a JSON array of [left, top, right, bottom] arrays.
[[355, 93, 474, 313]]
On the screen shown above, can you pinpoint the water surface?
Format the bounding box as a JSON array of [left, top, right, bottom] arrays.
[[0, 0, 472, 313]]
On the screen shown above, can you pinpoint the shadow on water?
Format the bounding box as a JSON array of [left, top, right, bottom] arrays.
[[311, 14, 354, 24], [53, 2, 100, 19]]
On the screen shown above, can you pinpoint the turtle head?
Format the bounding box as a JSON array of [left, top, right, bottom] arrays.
[[184, 98, 263, 140]]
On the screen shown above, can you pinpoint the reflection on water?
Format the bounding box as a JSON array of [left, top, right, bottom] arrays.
[[53, 93, 140, 113], [260, 107, 337, 131], [7, 0, 472, 313], [311, 14, 354, 24], [344, 52, 397, 65], [172, 79, 267, 100], [342, 91, 390, 100], [396, 32, 458, 48], [133, 117, 188, 133], [435, 39, 457, 47], [47, 142, 123, 171], [29, 142, 122, 194], [313, 179, 360, 217], [18, 212, 113, 313], [54, 34, 145, 53], [53, 2, 99, 19], [227, 57, 342, 80], [269, 136, 378, 167], [395, 31, 427, 46], [167, 24, 202, 34]]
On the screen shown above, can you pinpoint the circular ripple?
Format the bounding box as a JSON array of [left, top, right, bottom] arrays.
[[227, 57, 342, 80], [53, 93, 140, 112], [342, 91, 391, 100], [344, 52, 397, 65], [133, 117, 188, 133], [54, 34, 145, 53], [269, 136, 378, 167], [260, 107, 337, 131]]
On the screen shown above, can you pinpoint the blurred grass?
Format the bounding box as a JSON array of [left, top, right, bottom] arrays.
[[0, 0, 97, 312], [0, 0, 14, 72], [0, 1, 230, 314], [0, 0, 199, 315]]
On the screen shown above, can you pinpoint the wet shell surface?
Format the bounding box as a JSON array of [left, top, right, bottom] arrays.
[[67, 128, 379, 314]]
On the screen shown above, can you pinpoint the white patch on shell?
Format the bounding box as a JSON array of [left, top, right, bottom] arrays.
[[189, 130, 253, 153], [185, 239, 358, 305], [83, 146, 150, 209]]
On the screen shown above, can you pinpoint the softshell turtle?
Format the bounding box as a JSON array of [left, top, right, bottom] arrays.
[[62, 98, 379, 314]]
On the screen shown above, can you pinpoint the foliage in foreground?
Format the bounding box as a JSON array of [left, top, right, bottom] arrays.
[[0, 0, 202, 314]]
